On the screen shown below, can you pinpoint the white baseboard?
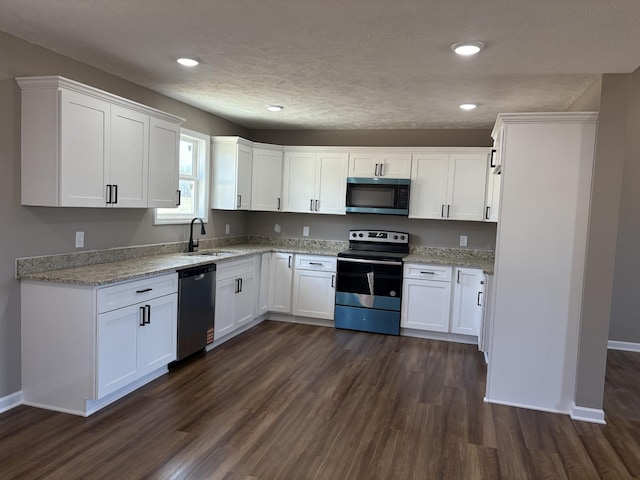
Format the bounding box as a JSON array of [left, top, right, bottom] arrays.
[[570, 403, 606, 424], [483, 396, 569, 415], [401, 328, 478, 345], [608, 340, 640, 352], [0, 391, 23, 414]]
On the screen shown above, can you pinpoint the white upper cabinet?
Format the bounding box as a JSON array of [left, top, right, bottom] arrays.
[[282, 148, 349, 214], [349, 151, 411, 178], [409, 149, 489, 221], [251, 145, 284, 211], [110, 105, 148, 208], [211, 137, 252, 210], [17, 76, 184, 208], [349, 152, 412, 178], [148, 117, 181, 208]]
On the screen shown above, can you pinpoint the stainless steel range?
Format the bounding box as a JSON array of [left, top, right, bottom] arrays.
[[334, 230, 409, 335]]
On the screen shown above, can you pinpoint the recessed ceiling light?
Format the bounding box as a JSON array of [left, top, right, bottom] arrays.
[[177, 57, 200, 67], [451, 42, 485, 56], [459, 103, 477, 110], [266, 105, 284, 112]]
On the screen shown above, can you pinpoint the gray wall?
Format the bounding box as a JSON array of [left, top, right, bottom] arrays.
[[609, 68, 640, 343], [0, 31, 249, 398], [573, 75, 627, 409], [248, 212, 496, 249], [249, 129, 492, 147]]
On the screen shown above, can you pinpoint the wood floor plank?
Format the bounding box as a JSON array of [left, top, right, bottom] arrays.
[[2, 321, 640, 479]]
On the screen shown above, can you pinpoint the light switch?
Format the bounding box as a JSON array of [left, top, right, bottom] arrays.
[[225, 224, 230, 235], [303, 226, 310, 237], [75, 231, 84, 248], [459, 235, 468, 247]]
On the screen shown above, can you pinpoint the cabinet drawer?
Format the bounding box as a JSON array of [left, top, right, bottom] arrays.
[[295, 255, 337, 272], [403, 263, 452, 282], [216, 256, 257, 281], [97, 273, 178, 314]]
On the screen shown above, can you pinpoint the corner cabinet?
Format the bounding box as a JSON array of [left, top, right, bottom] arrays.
[[21, 272, 178, 416], [251, 145, 284, 211], [409, 149, 490, 221], [282, 148, 349, 215], [17, 76, 183, 208], [211, 137, 253, 210]]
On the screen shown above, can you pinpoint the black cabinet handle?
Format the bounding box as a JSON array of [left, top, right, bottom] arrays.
[[176, 189, 181, 206], [310, 199, 313, 212], [379, 163, 384, 176], [106, 185, 112, 204], [136, 288, 152, 294], [447, 204, 451, 218], [441, 204, 445, 218], [490, 149, 496, 168], [239, 277, 243, 292], [477, 292, 483, 306], [277, 197, 281, 210], [309, 262, 322, 266], [139, 306, 145, 326], [237, 195, 241, 209], [315, 199, 319, 212], [457, 270, 461, 283], [331, 274, 335, 288], [113, 184, 118, 204], [374, 163, 379, 176], [288, 255, 292, 268], [145, 304, 151, 324], [234, 278, 239, 293], [485, 206, 490, 220]]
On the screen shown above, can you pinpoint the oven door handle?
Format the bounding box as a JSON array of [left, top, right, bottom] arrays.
[[337, 257, 403, 266]]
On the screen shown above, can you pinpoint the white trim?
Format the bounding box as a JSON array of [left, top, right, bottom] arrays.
[[483, 396, 569, 415], [608, 340, 640, 352], [0, 391, 23, 414], [570, 403, 606, 424], [401, 327, 478, 345]]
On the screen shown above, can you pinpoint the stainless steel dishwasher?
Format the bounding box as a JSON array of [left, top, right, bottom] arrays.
[[176, 264, 216, 361]]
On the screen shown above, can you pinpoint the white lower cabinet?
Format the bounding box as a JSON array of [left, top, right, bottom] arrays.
[[214, 256, 258, 338], [451, 268, 484, 336], [268, 252, 294, 313], [257, 252, 271, 315], [97, 292, 177, 397], [21, 272, 178, 416], [401, 264, 452, 332], [292, 255, 336, 320]]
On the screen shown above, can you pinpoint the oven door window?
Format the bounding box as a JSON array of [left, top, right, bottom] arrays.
[[336, 261, 402, 298]]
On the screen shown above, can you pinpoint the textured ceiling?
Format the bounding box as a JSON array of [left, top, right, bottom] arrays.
[[1, 0, 639, 130]]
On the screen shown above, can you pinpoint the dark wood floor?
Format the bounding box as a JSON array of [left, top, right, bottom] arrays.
[[2, 321, 640, 479]]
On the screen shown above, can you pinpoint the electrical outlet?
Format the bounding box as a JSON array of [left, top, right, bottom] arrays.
[[274, 223, 281, 233], [75, 231, 84, 248], [459, 235, 468, 247], [303, 226, 310, 237], [225, 224, 230, 235]]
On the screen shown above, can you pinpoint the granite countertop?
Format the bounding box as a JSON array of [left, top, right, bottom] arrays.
[[17, 240, 494, 286], [17, 244, 345, 286]]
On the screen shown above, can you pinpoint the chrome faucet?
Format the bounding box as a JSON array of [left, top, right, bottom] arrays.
[[188, 217, 206, 252]]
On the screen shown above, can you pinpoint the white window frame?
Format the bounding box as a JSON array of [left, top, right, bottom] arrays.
[[154, 128, 210, 225]]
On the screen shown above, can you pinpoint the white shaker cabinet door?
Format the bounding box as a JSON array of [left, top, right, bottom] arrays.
[[148, 117, 180, 208], [110, 105, 149, 208], [251, 147, 283, 211], [401, 278, 452, 332], [214, 276, 237, 338], [409, 153, 450, 219], [282, 151, 317, 213], [138, 293, 178, 375], [97, 304, 139, 398], [292, 269, 335, 320], [59, 89, 111, 207], [268, 253, 293, 313], [447, 153, 488, 221], [451, 268, 484, 336], [316, 152, 348, 215]]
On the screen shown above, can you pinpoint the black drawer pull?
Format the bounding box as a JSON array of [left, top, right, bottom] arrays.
[[136, 288, 153, 293]]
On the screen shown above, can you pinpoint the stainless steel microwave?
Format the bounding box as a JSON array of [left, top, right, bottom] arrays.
[[345, 177, 410, 215]]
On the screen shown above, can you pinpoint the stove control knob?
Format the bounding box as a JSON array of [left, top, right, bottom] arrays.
[[394, 235, 398, 240], [352, 232, 357, 238], [401, 235, 405, 240], [359, 233, 364, 237]]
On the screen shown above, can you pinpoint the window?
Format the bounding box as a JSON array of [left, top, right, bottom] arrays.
[[155, 129, 209, 224]]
